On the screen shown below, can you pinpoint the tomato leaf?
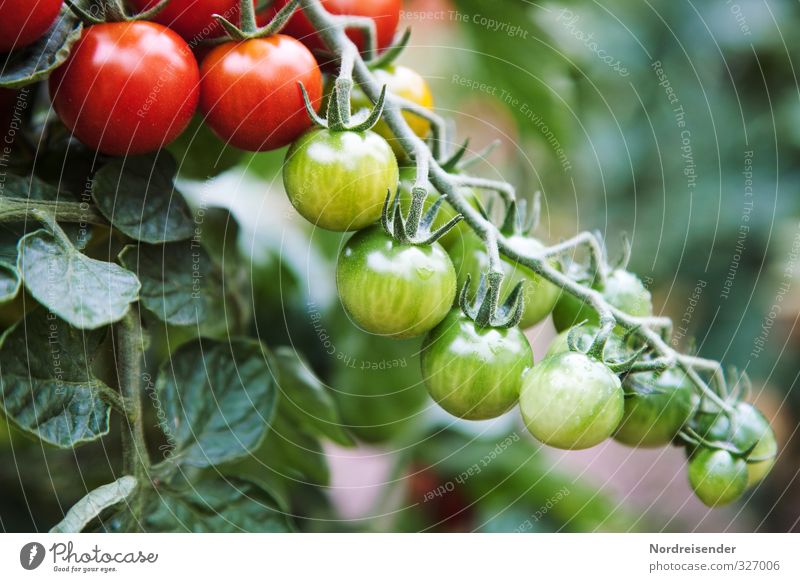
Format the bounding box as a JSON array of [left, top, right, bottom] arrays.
[[258, 413, 331, 486], [0, 6, 83, 89], [92, 153, 195, 244], [119, 241, 224, 327], [155, 338, 277, 468], [274, 347, 354, 447], [50, 475, 137, 533], [0, 172, 78, 203], [100, 476, 291, 533], [0, 309, 112, 447], [18, 228, 140, 330]]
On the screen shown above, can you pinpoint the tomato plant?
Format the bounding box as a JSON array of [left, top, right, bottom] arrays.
[[336, 227, 456, 338], [199, 35, 322, 151], [49, 21, 199, 155], [520, 351, 624, 449], [262, 0, 401, 54], [283, 127, 399, 231], [688, 448, 748, 507], [129, 0, 255, 42], [0, 0, 63, 53], [421, 310, 533, 420]]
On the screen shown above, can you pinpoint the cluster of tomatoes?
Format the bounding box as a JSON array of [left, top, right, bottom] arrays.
[[2, 0, 776, 509]]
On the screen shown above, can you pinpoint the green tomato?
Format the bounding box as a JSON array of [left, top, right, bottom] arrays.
[[283, 128, 399, 231], [520, 352, 624, 450], [450, 232, 560, 329], [167, 115, 244, 180], [421, 310, 533, 420], [551, 269, 652, 332], [336, 227, 456, 338], [614, 369, 697, 447], [397, 167, 479, 250], [691, 402, 777, 488], [545, 325, 629, 360], [688, 448, 748, 507]]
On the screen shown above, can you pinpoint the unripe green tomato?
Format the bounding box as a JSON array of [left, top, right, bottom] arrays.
[[691, 402, 777, 488], [421, 310, 533, 420], [397, 167, 480, 251], [336, 227, 456, 339], [167, 115, 244, 180], [450, 232, 560, 329], [551, 269, 652, 332], [688, 448, 748, 507], [545, 325, 628, 360], [283, 128, 399, 231], [520, 352, 624, 450], [614, 369, 697, 447]]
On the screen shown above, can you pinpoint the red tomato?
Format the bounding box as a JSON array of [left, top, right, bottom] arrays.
[[128, 0, 256, 44], [49, 22, 200, 156], [199, 35, 322, 152], [261, 0, 401, 54], [0, 0, 63, 53]]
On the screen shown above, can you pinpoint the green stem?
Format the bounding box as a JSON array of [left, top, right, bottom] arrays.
[[115, 310, 150, 529], [239, 0, 258, 34], [296, 0, 735, 413], [0, 197, 108, 226]]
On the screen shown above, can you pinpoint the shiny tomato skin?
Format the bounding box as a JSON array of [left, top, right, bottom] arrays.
[[283, 128, 398, 231], [422, 310, 533, 420], [688, 448, 748, 507], [199, 35, 322, 152], [336, 227, 456, 339], [0, 0, 63, 53], [128, 0, 255, 43], [262, 0, 401, 53], [49, 22, 199, 156], [520, 351, 623, 450]]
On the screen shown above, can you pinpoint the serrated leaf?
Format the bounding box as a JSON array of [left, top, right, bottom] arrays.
[[156, 338, 277, 467], [0, 309, 112, 447], [119, 241, 224, 327], [274, 347, 354, 447], [99, 476, 291, 533], [92, 153, 195, 244], [18, 229, 140, 330], [0, 7, 83, 89], [50, 475, 137, 533]]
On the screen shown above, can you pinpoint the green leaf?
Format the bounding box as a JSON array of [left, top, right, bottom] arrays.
[[101, 477, 292, 532], [0, 309, 112, 447], [50, 475, 137, 533], [119, 241, 224, 327], [0, 261, 20, 303], [0, 7, 83, 89], [261, 413, 331, 486], [18, 228, 140, 330], [274, 347, 354, 447], [92, 153, 195, 244], [156, 338, 277, 467], [0, 173, 75, 202]]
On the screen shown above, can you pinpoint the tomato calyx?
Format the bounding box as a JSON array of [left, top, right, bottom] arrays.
[[213, 0, 297, 40], [365, 27, 410, 70], [302, 76, 388, 132], [380, 185, 462, 246], [65, 0, 170, 24], [458, 271, 525, 330]]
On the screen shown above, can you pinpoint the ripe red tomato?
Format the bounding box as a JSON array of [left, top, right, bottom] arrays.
[[199, 35, 322, 152], [128, 0, 255, 44], [0, 0, 63, 53], [49, 22, 200, 156], [262, 0, 401, 54]]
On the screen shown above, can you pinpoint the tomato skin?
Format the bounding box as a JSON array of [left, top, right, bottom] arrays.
[[451, 232, 560, 329], [336, 227, 456, 339], [262, 0, 401, 54], [0, 0, 63, 53], [691, 402, 777, 487], [614, 369, 697, 447], [552, 269, 653, 332], [352, 65, 434, 158], [520, 352, 623, 449], [129, 0, 254, 43], [688, 448, 748, 507], [199, 35, 322, 152], [546, 325, 629, 360], [49, 22, 199, 156], [284, 128, 398, 231], [422, 310, 533, 420]]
